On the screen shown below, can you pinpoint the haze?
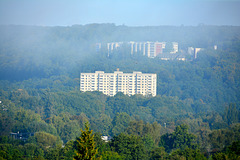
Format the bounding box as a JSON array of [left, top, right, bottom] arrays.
[[0, 0, 240, 26]]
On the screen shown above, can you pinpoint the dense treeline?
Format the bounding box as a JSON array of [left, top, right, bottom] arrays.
[[1, 90, 240, 159], [1, 88, 240, 136], [1, 103, 240, 159], [0, 24, 240, 159]]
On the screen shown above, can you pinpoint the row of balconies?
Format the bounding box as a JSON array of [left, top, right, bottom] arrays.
[[83, 79, 154, 83], [81, 82, 153, 87], [81, 86, 153, 91], [82, 77, 154, 80], [81, 81, 156, 84]]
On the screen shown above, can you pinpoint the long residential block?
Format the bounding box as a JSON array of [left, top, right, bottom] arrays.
[[80, 70, 157, 97]]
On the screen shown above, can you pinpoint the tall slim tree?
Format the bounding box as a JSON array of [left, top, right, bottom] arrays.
[[74, 123, 100, 160]]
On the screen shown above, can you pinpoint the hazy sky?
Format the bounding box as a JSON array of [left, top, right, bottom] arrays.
[[0, 0, 239, 26]]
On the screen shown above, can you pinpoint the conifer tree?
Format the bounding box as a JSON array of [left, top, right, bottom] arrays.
[[74, 123, 100, 160]]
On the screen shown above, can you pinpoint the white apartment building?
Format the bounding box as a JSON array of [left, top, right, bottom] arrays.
[[80, 70, 157, 97], [171, 42, 179, 54], [129, 41, 166, 58], [107, 42, 123, 57]]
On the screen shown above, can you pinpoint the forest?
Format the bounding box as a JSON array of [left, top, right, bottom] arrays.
[[0, 24, 240, 159]]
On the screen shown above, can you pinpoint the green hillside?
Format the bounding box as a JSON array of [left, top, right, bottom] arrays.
[[0, 24, 240, 159]]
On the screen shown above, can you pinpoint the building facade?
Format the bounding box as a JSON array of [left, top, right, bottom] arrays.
[[107, 42, 123, 57], [80, 70, 157, 97], [129, 41, 166, 58], [171, 42, 178, 54]]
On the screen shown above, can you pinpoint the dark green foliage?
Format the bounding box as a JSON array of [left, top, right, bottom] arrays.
[[93, 132, 111, 157], [110, 133, 146, 160], [142, 134, 155, 151], [226, 141, 240, 156], [169, 148, 207, 160], [149, 147, 168, 160], [27, 131, 61, 148], [45, 147, 61, 160], [210, 141, 240, 160], [111, 112, 131, 136], [146, 95, 193, 122], [59, 140, 75, 159], [0, 144, 15, 160], [22, 143, 44, 159], [46, 113, 82, 143], [91, 114, 112, 135], [0, 143, 45, 160], [101, 151, 123, 160], [125, 120, 162, 144], [208, 124, 240, 152], [107, 92, 136, 116], [0, 106, 15, 136], [159, 124, 197, 153], [223, 141, 240, 160], [212, 152, 228, 160]]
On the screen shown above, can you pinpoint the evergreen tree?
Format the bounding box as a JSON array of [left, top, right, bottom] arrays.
[[74, 123, 100, 160]]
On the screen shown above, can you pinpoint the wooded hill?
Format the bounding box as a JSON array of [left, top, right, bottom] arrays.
[[0, 24, 240, 159]]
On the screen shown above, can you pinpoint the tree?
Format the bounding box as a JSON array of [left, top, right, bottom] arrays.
[[74, 123, 100, 160], [159, 124, 197, 152], [28, 131, 61, 149], [110, 133, 146, 160], [212, 152, 228, 160], [227, 141, 240, 157], [59, 140, 75, 159], [169, 148, 207, 160], [91, 114, 112, 135], [208, 124, 240, 151], [171, 124, 197, 150], [42, 89, 55, 119], [101, 151, 123, 160], [111, 112, 131, 136], [149, 147, 167, 160], [107, 92, 136, 116]]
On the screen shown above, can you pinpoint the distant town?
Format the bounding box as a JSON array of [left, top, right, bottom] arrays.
[[96, 41, 218, 61]]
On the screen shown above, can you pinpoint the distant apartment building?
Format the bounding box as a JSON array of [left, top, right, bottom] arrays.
[[129, 41, 167, 58], [96, 41, 179, 58], [129, 41, 178, 57], [188, 47, 203, 59], [171, 42, 179, 54], [158, 53, 186, 61], [107, 42, 123, 56], [80, 70, 157, 97], [144, 41, 166, 58], [188, 47, 194, 55], [194, 48, 202, 58]]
